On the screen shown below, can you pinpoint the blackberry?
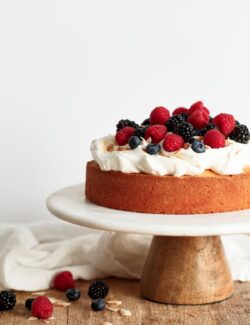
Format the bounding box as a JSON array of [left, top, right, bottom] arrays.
[[88, 280, 109, 300], [141, 118, 150, 126], [174, 122, 195, 142], [116, 119, 138, 131], [230, 124, 250, 144], [200, 123, 218, 136], [180, 112, 188, 121], [0, 290, 16, 311], [194, 128, 203, 136], [134, 126, 146, 139], [166, 114, 185, 132]]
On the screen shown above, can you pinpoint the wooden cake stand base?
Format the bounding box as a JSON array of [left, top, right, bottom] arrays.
[[141, 236, 233, 304]]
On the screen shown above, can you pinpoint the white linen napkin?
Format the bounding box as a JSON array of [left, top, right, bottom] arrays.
[[0, 221, 249, 291]]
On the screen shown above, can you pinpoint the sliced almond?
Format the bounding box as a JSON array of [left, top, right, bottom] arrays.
[[119, 309, 132, 317], [107, 300, 122, 306], [31, 291, 46, 296], [53, 300, 71, 307], [28, 316, 38, 321], [106, 306, 120, 312], [47, 297, 61, 304], [103, 323, 113, 325]]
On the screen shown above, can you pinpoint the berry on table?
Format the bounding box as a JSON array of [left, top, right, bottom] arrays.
[[145, 143, 161, 155], [163, 134, 184, 152], [53, 271, 75, 292], [166, 114, 186, 132], [66, 288, 81, 301], [230, 124, 250, 144], [128, 136, 141, 149], [204, 129, 226, 148], [25, 298, 35, 310], [150, 106, 170, 125], [213, 113, 236, 136], [191, 140, 206, 153], [116, 119, 138, 131], [91, 299, 106, 312], [88, 280, 109, 300], [115, 127, 135, 146], [188, 109, 210, 129], [0, 290, 16, 311], [172, 107, 189, 115], [145, 125, 167, 143], [31, 296, 53, 320], [174, 122, 195, 142]]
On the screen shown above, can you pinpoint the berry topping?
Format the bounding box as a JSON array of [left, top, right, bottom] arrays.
[[116, 119, 138, 131], [188, 109, 210, 129], [128, 136, 141, 149], [88, 280, 109, 300], [166, 114, 186, 132], [0, 290, 16, 311], [91, 299, 106, 312], [134, 126, 146, 139], [200, 123, 218, 136], [53, 271, 75, 292], [174, 122, 195, 142], [189, 101, 210, 115], [141, 118, 150, 126], [150, 106, 170, 125], [172, 107, 189, 115], [66, 288, 81, 301], [213, 113, 236, 136], [115, 127, 135, 146], [145, 125, 167, 143], [230, 124, 250, 144], [145, 143, 161, 155], [204, 129, 226, 148], [25, 298, 35, 310], [31, 296, 53, 320], [191, 140, 206, 153], [163, 134, 184, 152]]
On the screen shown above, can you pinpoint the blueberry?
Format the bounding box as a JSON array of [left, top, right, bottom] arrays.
[[145, 143, 161, 155], [128, 136, 141, 149], [25, 298, 35, 310], [91, 299, 106, 311], [191, 140, 206, 153], [66, 288, 81, 301]]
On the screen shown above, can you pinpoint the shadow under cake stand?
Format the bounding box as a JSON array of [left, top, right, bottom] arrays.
[[47, 184, 250, 305]]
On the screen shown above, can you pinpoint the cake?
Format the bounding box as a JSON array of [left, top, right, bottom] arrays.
[[85, 101, 250, 214]]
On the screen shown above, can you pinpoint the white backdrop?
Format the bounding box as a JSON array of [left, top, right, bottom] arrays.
[[1, 0, 250, 222]]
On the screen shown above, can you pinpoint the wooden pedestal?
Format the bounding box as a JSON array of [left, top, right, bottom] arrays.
[[141, 236, 233, 305]]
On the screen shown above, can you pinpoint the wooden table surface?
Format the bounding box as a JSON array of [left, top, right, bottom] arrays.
[[1, 279, 250, 325]]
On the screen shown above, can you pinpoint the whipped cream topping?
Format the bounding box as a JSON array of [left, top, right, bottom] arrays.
[[91, 135, 250, 177]]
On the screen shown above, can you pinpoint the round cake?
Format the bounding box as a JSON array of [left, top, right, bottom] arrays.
[[85, 102, 250, 214]]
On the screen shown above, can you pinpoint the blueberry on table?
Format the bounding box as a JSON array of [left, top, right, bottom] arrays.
[[66, 288, 81, 301], [25, 298, 35, 310], [91, 299, 106, 311], [145, 143, 161, 155], [191, 140, 206, 153]]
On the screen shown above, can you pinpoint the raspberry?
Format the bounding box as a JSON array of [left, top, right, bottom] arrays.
[[145, 125, 167, 143], [115, 127, 135, 146], [189, 101, 210, 115], [212, 113, 236, 136], [163, 134, 184, 152], [172, 107, 189, 115], [188, 109, 210, 129], [204, 129, 226, 148], [150, 106, 170, 125], [31, 296, 53, 320], [53, 271, 75, 291]]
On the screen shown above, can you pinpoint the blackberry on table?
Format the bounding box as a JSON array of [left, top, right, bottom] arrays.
[[0, 290, 16, 311], [230, 124, 250, 144], [174, 122, 195, 142], [116, 119, 138, 131], [166, 114, 186, 132], [88, 280, 109, 300]]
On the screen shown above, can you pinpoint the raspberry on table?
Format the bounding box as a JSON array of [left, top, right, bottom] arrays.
[[150, 106, 170, 125], [115, 127, 135, 146], [163, 134, 184, 152], [204, 129, 226, 148], [53, 271, 75, 292], [213, 113, 236, 136], [31, 296, 53, 320], [188, 109, 210, 129], [145, 125, 167, 143]]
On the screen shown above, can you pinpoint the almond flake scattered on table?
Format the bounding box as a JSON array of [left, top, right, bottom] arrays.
[[53, 300, 71, 307], [28, 316, 38, 321], [31, 291, 46, 296], [47, 297, 62, 304], [107, 300, 122, 306], [106, 306, 120, 312], [119, 308, 132, 317], [103, 322, 113, 325]]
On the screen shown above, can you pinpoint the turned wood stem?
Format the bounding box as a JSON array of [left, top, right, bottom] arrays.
[[141, 236, 233, 305]]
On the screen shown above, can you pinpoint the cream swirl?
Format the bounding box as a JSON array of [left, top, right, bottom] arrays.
[[91, 135, 250, 177]]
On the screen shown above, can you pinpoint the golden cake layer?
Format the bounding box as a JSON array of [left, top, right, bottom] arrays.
[[85, 161, 250, 214]]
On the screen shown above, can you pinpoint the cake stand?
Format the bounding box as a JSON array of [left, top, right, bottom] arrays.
[[47, 184, 250, 305]]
